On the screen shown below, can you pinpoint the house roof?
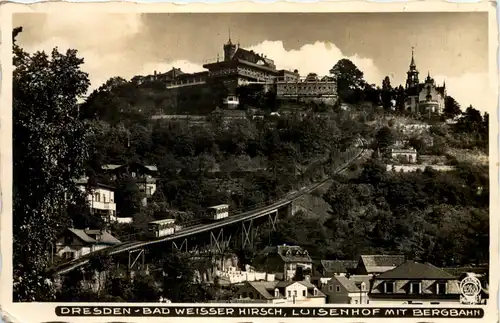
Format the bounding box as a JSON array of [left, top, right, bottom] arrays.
[[74, 178, 115, 190], [360, 255, 405, 273], [335, 276, 364, 293], [320, 260, 358, 275], [262, 245, 312, 263], [247, 280, 324, 299], [247, 281, 279, 300], [376, 261, 455, 280], [406, 83, 445, 97], [101, 163, 158, 173], [66, 228, 121, 245], [233, 48, 275, 68]]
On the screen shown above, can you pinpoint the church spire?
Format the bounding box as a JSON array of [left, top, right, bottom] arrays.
[[405, 46, 419, 89], [410, 46, 417, 70]]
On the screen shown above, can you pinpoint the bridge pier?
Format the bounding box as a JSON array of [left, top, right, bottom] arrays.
[[241, 219, 254, 249], [127, 248, 146, 272]]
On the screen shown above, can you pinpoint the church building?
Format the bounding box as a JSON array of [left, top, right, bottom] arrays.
[[404, 48, 446, 116]]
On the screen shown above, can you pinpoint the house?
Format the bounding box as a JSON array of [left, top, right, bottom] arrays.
[[102, 163, 158, 204], [255, 245, 313, 281], [235, 280, 325, 304], [74, 178, 117, 223], [368, 260, 461, 305], [356, 255, 406, 275], [390, 148, 417, 164], [322, 275, 371, 304], [55, 228, 121, 260], [316, 260, 358, 277]]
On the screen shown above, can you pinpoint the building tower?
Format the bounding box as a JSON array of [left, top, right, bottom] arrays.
[[405, 47, 419, 89], [223, 29, 237, 61]]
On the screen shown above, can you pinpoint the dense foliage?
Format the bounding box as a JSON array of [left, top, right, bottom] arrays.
[[13, 32, 97, 301], [254, 159, 489, 267], [13, 26, 490, 302]]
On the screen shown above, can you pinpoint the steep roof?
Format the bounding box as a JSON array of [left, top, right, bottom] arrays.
[[262, 245, 312, 263], [233, 48, 275, 68], [247, 281, 277, 299], [360, 255, 405, 273], [376, 261, 455, 280], [334, 275, 370, 293], [321, 260, 358, 275], [66, 228, 121, 245]]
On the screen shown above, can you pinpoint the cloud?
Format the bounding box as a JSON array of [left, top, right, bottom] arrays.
[[433, 73, 494, 114], [248, 40, 383, 85]]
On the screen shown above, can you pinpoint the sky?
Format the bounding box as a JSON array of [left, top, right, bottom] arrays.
[[13, 12, 492, 112]]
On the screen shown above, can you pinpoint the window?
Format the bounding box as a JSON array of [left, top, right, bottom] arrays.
[[436, 282, 447, 295], [242, 292, 247, 298], [95, 193, 100, 202], [103, 194, 106, 203], [274, 288, 279, 298], [354, 300, 359, 304], [361, 282, 366, 291], [336, 286, 341, 292], [409, 281, 422, 294], [302, 290, 306, 297], [384, 281, 395, 294], [313, 288, 318, 296], [248, 292, 254, 299], [328, 285, 333, 292]]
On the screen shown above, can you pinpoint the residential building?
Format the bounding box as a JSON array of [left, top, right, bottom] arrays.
[[315, 260, 358, 277], [235, 280, 326, 304], [368, 260, 461, 305], [102, 163, 158, 205], [322, 275, 371, 304], [55, 228, 121, 260], [356, 255, 406, 275], [75, 178, 117, 223], [255, 245, 313, 281], [390, 148, 418, 164]]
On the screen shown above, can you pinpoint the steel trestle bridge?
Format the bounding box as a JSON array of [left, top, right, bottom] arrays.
[[51, 138, 366, 276]]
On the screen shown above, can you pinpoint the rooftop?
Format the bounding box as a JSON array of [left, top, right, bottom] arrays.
[[376, 260, 455, 280], [65, 228, 121, 245]]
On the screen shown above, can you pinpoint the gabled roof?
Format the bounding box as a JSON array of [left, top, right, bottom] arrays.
[[320, 260, 358, 275], [233, 48, 275, 68], [247, 280, 324, 300], [262, 245, 312, 263], [360, 255, 405, 273], [334, 275, 371, 293], [376, 261, 455, 280], [101, 163, 158, 173], [65, 228, 121, 245]]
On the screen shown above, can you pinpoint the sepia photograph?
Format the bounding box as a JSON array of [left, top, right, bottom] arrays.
[[1, 2, 498, 321]]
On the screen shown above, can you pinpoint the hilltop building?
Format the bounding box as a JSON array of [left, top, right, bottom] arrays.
[[141, 36, 337, 113], [404, 48, 446, 116]]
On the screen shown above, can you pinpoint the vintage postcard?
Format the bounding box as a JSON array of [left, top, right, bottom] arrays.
[[0, 1, 498, 322]]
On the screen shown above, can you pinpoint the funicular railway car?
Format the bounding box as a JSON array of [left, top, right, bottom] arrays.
[[148, 218, 176, 238], [207, 204, 230, 221]]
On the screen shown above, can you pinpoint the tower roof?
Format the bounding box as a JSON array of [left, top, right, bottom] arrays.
[[409, 46, 417, 70]]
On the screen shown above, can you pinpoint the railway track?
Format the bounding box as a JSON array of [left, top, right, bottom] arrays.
[[51, 137, 367, 275]]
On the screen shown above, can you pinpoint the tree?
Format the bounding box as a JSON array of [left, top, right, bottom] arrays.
[[329, 59, 366, 103], [381, 76, 393, 110], [374, 126, 395, 153], [443, 96, 461, 120], [13, 28, 92, 301], [161, 251, 209, 302], [115, 175, 143, 217]]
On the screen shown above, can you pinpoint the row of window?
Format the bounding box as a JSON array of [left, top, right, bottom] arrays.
[[93, 192, 113, 203], [383, 281, 447, 294]]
